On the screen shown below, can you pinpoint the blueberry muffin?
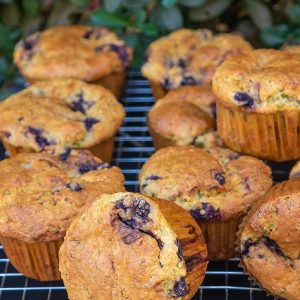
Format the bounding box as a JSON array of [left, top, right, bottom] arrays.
[[139, 146, 272, 260], [213, 49, 300, 161], [239, 179, 300, 300], [142, 28, 252, 99], [0, 150, 125, 281], [290, 161, 300, 178], [0, 78, 125, 162], [148, 86, 221, 150], [14, 25, 133, 98], [59, 192, 207, 300]]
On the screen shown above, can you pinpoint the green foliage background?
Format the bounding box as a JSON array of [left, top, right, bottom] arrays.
[[0, 0, 299, 98]]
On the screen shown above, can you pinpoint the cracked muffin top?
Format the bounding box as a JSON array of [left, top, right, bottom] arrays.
[[139, 146, 272, 221], [14, 25, 133, 82], [239, 179, 300, 300], [142, 28, 252, 90], [0, 78, 125, 152], [59, 192, 191, 300], [148, 85, 220, 147], [213, 49, 300, 113], [0, 150, 125, 243]]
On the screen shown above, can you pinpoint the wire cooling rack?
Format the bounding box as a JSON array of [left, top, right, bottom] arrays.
[[0, 70, 291, 300]]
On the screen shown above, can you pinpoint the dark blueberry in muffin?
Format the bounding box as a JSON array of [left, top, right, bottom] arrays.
[[214, 172, 226, 185], [133, 198, 151, 220], [176, 238, 184, 260], [78, 162, 111, 174], [0, 131, 11, 138], [59, 148, 71, 162], [146, 175, 162, 181], [23, 38, 36, 50], [96, 44, 130, 66], [181, 76, 197, 86], [173, 278, 189, 297], [83, 29, 102, 39], [191, 203, 221, 221], [210, 103, 216, 119], [241, 238, 258, 256], [178, 58, 187, 68], [71, 92, 94, 114], [84, 118, 99, 130], [28, 127, 54, 149], [264, 237, 285, 257], [162, 77, 172, 90], [67, 182, 83, 192], [234, 92, 254, 108]]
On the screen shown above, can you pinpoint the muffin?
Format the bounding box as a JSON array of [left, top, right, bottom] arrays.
[[0, 78, 125, 162], [139, 146, 272, 260], [239, 179, 300, 300], [142, 28, 252, 99], [14, 25, 133, 99], [290, 161, 300, 178], [0, 150, 125, 281], [148, 85, 221, 150], [59, 192, 207, 300], [213, 49, 300, 161]]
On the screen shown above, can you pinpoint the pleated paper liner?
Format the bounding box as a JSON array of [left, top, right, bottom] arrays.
[[235, 180, 298, 300], [217, 102, 300, 161], [153, 198, 208, 300], [197, 215, 243, 261], [2, 136, 115, 163], [0, 237, 63, 281], [26, 71, 126, 101]]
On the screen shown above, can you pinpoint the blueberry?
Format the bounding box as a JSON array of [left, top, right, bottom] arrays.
[[191, 203, 221, 221], [133, 198, 151, 220], [78, 162, 111, 174], [28, 127, 54, 149], [84, 118, 99, 130], [162, 77, 171, 89], [178, 58, 187, 68], [146, 175, 162, 181], [210, 103, 216, 119], [241, 239, 258, 256], [83, 29, 102, 39], [59, 148, 71, 161], [173, 278, 188, 297], [96, 44, 130, 66], [176, 238, 184, 260], [264, 237, 285, 257], [234, 92, 254, 108], [71, 92, 94, 114], [0, 131, 11, 138], [214, 172, 226, 185], [181, 76, 197, 86], [67, 182, 83, 192], [21, 35, 39, 60], [23, 38, 35, 50]]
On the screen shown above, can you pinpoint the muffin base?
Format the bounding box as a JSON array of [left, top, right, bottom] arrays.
[[149, 81, 167, 100], [0, 237, 62, 281], [154, 198, 208, 299], [217, 102, 300, 161], [26, 71, 126, 100], [2, 136, 115, 162], [198, 216, 243, 261]]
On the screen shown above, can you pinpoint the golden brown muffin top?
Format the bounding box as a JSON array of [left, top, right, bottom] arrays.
[[0, 78, 125, 152], [213, 49, 300, 113], [142, 28, 252, 90], [139, 146, 272, 221], [0, 150, 125, 243], [59, 192, 188, 300], [14, 25, 133, 81], [239, 179, 300, 300]]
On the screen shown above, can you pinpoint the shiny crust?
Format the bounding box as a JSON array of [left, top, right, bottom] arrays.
[[0, 150, 125, 243], [239, 179, 300, 300], [142, 28, 252, 89], [14, 25, 133, 81], [213, 49, 300, 113], [0, 78, 125, 151], [59, 192, 187, 300], [139, 146, 272, 221]]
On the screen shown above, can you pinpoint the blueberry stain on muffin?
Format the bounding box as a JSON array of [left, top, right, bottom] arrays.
[[28, 127, 55, 149], [82, 29, 103, 40], [162, 77, 172, 90], [67, 182, 83, 192], [212, 170, 226, 185], [191, 203, 221, 221], [70, 92, 94, 114], [234, 92, 254, 108], [172, 277, 189, 297], [181, 76, 198, 86], [59, 148, 71, 161], [21, 34, 40, 60], [78, 162, 111, 174], [176, 238, 184, 260], [84, 117, 99, 130], [141, 174, 162, 190], [96, 44, 130, 66]]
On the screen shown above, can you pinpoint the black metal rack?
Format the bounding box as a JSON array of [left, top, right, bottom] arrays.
[[0, 70, 290, 299]]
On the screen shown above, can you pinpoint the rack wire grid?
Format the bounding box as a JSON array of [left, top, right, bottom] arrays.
[[0, 69, 291, 300]]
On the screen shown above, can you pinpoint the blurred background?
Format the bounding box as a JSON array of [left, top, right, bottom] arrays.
[[0, 0, 300, 99]]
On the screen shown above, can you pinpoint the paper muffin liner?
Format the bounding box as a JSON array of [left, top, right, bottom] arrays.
[[149, 81, 167, 100], [0, 237, 63, 281], [217, 101, 300, 161], [2, 136, 115, 163], [153, 198, 208, 299], [27, 71, 126, 101], [196, 215, 243, 261]]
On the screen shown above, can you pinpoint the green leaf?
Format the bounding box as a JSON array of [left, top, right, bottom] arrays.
[[178, 0, 205, 8], [150, 5, 183, 31], [287, 4, 300, 25], [188, 0, 233, 21], [90, 9, 129, 28], [133, 8, 147, 25], [246, 0, 272, 29], [69, 0, 89, 6], [260, 24, 290, 47], [103, 0, 122, 12], [22, 0, 40, 16], [140, 23, 160, 36], [122, 0, 150, 9], [162, 0, 177, 8]]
